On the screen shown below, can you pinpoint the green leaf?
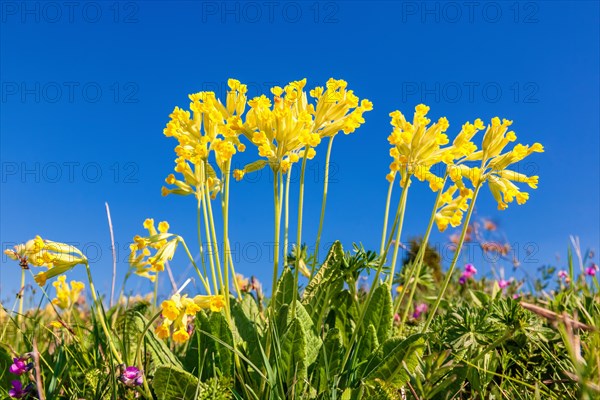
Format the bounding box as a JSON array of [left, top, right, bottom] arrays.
[[152, 365, 200, 400], [362, 284, 392, 344], [315, 328, 343, 394], [184, 311, 234, 378], [231, 295, 264, 372], [116, 309, 180, 369], [293, 300, 322, 366], [279, 318, 307, 391], [209, 312, 235, 376], [365, 334, 425, 387], [303, 241, 345, 328], [273, 267, 295, 313], [356, 324, 379, 368]]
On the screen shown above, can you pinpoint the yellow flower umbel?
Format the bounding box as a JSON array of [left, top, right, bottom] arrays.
[[155, 293, 226, 343], [233, 79, 315, 175], [448, 117, 543, 210], [52, 275, 85, 310], [310, 78, 373, 138], [162, 79, 248, 197], [5, 237, 87, 286], [387, 104, 453, 190], [129, 219, 179, 282], [434, 185, 474, 232]]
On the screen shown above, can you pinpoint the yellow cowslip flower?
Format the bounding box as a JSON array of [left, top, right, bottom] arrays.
[[155, 293, 226, 343], [162, 79, 247, 197], [129, 219, 179, 282], [233, 79, 315, 174], [234, 78, 370, 176], [434, 185, 474, 232], [387, 104, 453, 190], [52, 275, 85, 310], [310, 78, 373, 137], [448, 117, 543, 210], [5, 237, 87, 286]]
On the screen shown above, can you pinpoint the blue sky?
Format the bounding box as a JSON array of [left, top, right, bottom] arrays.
[[1, 1, 599, 303]]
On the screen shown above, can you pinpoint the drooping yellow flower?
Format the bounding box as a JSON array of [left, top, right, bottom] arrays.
[[448, 117, 544, 210], [162, 79, 247, 197], [154, 293, 226, 343], [129, 219, 179, 282], [310, 78, 373, 137], [233, 79, 315, 174], [434, 185, 474, 232], [387, 104, 454, 189], [234, 78, 371, 176], [52, 275, 85, 310], [5, 237, 87, 286]]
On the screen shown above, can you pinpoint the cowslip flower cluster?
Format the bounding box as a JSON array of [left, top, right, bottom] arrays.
[[387, 104, 452, 189], [4, 237, 87, 286], [234, 78, 371, 177], [162, 79, 248, 197], [434, 185, 474, 232], [129, 219, 179, 282], [52, 275, 85, 310], [449, 117, 543, 210], [459, 263, 477, 285], [155, 293, 226, 343]]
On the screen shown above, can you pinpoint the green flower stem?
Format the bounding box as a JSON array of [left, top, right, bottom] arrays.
[[292, 151, 309, 317], [180, 239, 212, 295], [18, 268, 25, 326], [386, 180, 412, 287], [227, 239, 241, 298], [204, 168, 224, 293], [153, 274, 159, 307], [423, 184, 481, 331], [283, 164, 293, 267], [379, 178, 395, 255], [196, 198, 210, 291], [134, 310, 161, 399], [272, 168, 282, 296], [199, 168, 219, 295], [202, 162, 224, 293], [342, 181, 410, 369], [84, 262, 123, 365], [313, 135, 335, 276], [396, 176, 447, 327], [222, 160, 232, 313]]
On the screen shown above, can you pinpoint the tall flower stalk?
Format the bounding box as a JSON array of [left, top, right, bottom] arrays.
[[312, 135, 335, 275]]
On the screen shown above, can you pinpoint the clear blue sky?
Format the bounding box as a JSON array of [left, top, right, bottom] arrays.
[[1, 1, 599, 302]]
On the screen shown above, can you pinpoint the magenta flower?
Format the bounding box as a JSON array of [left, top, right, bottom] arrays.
[[498, 279, 510, 289], [413, 303, 428, 319], [9, 380, 31, 399], [9, 356, 33, 376], [459, 264, 477, 285], [464, 264, 477, 276], [393, 313, 400, 324], [558, 270, 568, 280], [119, 366, 144, 387], [585, 263, 598, 276]]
